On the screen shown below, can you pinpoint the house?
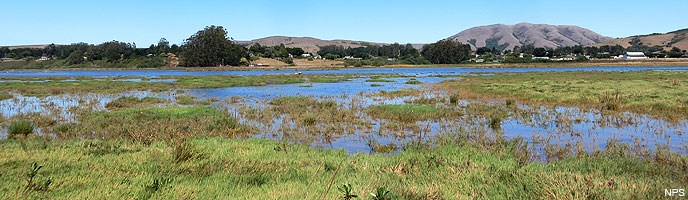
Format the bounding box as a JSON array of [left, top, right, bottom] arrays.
[[623, 52, 647, 60], [343, 56, 361, 60], [301, 53, 312, 58], [37, 56, 50, 61]]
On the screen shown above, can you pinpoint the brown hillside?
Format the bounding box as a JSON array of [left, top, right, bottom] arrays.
[[594, 31, 688, 51], [447, 23, 611, 50]]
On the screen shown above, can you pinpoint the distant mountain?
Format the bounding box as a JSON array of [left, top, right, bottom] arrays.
[[236, 36, 381, 53], [237, 36, 425, 53], [1, 44, 50, 50], [594, 28, 688, 51], [447, 23, 612, 50]]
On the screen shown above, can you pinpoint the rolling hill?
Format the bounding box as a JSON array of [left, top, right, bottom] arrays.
[[447, 23, 612, 50], [236, 36, 383, 53], [594, 28, 688, 50]]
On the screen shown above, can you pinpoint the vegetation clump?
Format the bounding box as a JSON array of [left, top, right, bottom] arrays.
[[0, 91, 12, 101], [70, 107, 250, 142], [105, 96, 166, 110], [8, 121, 34, 139], [367, 104, 458, 122]]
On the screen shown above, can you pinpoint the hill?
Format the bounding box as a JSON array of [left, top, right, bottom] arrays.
[[237, 36, 425, 53], [1, 44, 50, 50], [447, 23, 612, 50], [594, 29, 688, 51], [236, 36, 384, 53]]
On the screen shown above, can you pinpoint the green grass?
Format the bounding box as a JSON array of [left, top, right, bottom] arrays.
[[366, 104, 459, 122], [58, 107, 250, 142], [105, 96, 167, 110], [7, 121, 34, 139], [307, 76, 353, 83], [0, 74, 352, 97], [0, 91, 12, 100], [441, 71, 688, 120], [365, 78, 395, 83], [405, 80, 423, 84], [0, 137, 684, 199], [175, 95, 197, 105]]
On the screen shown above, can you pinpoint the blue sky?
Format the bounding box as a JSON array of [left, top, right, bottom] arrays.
[[2, 0, 686, 46]]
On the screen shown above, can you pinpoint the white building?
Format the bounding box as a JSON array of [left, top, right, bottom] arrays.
[[623, 52, 647, 60]]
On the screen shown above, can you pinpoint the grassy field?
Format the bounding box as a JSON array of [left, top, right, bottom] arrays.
[[2, 136, 686, 199], [2, 70, 688, 199], [439, 71, 688, 121]]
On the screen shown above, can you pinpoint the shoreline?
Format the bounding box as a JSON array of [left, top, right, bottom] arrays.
[[1, 59, 688, 72]]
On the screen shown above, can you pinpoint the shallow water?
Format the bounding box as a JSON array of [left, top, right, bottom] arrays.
[[2, 66, 688, 77], [1, 67, 687, 155]]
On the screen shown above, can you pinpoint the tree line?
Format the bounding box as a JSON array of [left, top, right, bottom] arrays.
[[7, 25, 681, 68]]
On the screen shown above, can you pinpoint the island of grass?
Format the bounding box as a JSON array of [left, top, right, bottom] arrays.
[[439, 71, 688, 121], [0, 74, 355, 97]]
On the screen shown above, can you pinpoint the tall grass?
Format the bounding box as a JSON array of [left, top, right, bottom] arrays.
[[8, 121, 34, 139]]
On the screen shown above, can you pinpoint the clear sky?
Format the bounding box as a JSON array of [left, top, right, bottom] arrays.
[[2, 0, 687, 46]]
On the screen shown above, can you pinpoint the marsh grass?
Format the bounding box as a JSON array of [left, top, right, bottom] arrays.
[[1, 137, 685, 199], [439, 71, 688, 120], [67, 107, 251, 142], [375, 89, 420, 98], [365, 77, 395, 83], [175, 95, 197, 105], [105, 96, 167, 110], [366, 104, 460, 123], [8, 121, 34, 139], [0, 74, 353, 97], [405, 79, 423, 84], [0, 91, 12, 101]]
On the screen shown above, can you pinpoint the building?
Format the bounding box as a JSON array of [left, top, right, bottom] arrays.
[[623, 52, 647, 60]]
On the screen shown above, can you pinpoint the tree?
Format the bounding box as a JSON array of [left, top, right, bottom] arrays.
[[180, 25, 247, 67], [533, 48, 547, 57], [667, 47, 684, 58], [157, 38, 170, 54], [43, 43, 57, 58], [421, 39, 471, 64], [66, 51, 85, 65]]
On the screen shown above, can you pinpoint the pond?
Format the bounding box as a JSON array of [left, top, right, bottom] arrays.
[[1, 66, 687, 155]]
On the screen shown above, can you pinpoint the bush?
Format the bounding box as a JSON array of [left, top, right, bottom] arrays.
[[8, 121, 34, 139]]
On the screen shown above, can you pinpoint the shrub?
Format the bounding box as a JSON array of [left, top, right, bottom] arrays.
[[8, 121, 34, 139], [505, 99, 515, 107], [449, 93, 460, 104]]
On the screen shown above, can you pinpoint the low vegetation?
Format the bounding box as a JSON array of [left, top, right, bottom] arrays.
[[56, 107, 251, 142], [105, 96, 167, 110], [439, 71, 688, 121], [1, 136, 685, 199], [366, 104, 459, 123], [0, 74, 352, 97], [0, 91, 12, 101]]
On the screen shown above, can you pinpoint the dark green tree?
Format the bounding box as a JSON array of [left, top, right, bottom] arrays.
[[180, 25, 247, 67], [421, 39, 471, 64], [533, 48, 548, 57]]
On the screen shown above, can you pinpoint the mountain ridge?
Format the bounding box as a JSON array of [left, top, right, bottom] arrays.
[[447, 23, 612, 50]]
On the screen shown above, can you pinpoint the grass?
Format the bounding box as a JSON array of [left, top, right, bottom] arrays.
[[0, 74, 353, 97], [366, 104, 459, 122], [57, 107, 251, 142], [175, 95, 197, 105], [0, 91, 12, 101], [405, 79, 423, 84], [365, 77, 396, 83], [0, 137, 685, 199], [439, 71, 688, 121], [7, 121, 34, 139], [105, 96, 167, 110], [376, 89, 420, 98]]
